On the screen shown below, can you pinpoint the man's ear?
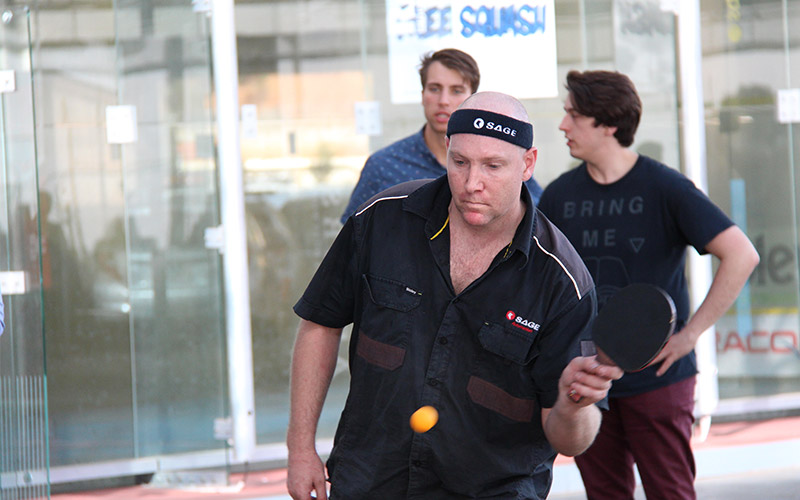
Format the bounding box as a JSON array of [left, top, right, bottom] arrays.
[[522, 147, 538, 181]]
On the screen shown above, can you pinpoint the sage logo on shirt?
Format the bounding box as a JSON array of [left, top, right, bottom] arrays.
[[506, 310, 540, 332]]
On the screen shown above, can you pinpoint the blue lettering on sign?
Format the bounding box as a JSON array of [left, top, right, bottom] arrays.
[[394, 5, 452, 40], [423, 6, 452, 38], [460, 4, 546, 37]]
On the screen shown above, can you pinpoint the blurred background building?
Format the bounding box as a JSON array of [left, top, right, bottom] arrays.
[[0, 0, 798, 497]]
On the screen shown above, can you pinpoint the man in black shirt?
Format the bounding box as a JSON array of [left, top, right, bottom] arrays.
[[287, 91, 623, 500]]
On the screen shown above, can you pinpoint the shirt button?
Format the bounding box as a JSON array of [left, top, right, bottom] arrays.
[[438, 337, 448, 345], [428, 378, 439, 387], [412, 460, 422, 467]]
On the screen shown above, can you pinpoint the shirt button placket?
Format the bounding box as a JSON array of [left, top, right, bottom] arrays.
[[408, 303, 456, 491]]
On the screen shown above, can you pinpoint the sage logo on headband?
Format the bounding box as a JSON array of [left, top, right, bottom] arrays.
[[472, 117, 518, 138], [448, 108, 533, 149]]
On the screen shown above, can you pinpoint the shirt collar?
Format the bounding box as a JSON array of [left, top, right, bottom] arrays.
[[403, 175, 537, 263]]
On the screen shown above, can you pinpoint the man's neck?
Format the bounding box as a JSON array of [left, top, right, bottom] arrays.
[[448, 199, 525, 245], [585, 147, 639, 185], [423, 124, 448, 166], [448, 199, 525, 294]]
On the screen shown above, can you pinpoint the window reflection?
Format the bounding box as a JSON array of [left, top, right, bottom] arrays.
[[27, 0, 800, 477]]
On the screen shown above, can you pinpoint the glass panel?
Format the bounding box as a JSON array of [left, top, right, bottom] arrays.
[[702, 0, 800, 400], [0, 5, 49, 498], [241, 0, 371, 445], [39, 3, 135, 465], [113, 2, 226, 457], [40, 0, 226, 469]]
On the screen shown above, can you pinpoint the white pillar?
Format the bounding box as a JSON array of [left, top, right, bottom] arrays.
[[675, 0, 719, 430], [211, 0, 256, 460]]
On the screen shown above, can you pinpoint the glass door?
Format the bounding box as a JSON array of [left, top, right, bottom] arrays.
[[112, 0, 230, 481], [0, 5, 48, 499]]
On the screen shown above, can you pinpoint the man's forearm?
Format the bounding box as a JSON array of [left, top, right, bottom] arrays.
[[287, 320, 342, 453], [543, 398, 602, 457]]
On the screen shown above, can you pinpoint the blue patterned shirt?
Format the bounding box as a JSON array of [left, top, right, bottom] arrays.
[[341, 127, 543, 223]]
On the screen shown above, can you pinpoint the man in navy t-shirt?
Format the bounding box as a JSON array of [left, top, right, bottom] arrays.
[[538, 70, 760, 500]]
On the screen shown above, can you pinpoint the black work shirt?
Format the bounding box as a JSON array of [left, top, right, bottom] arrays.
[[294, 175, 596, 499]]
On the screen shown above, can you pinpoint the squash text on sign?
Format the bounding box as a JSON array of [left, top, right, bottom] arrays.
[[460, 4, 546, 37]]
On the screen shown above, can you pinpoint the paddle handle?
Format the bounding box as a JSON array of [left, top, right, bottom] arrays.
[[568, 342, 615, 403]]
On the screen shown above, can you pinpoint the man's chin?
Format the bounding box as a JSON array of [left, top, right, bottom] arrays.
[[460, 210, 491, 227], [427, 122, 447, 135], [567, 146, 581, 159]]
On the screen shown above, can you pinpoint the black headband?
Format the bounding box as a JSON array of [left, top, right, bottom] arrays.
[[446, 108, 533, 149]]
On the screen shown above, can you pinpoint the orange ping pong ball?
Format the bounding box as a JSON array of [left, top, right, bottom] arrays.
[[410, 405, 439, 433]]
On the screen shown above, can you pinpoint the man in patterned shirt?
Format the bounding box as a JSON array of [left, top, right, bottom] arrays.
[[340, 48, 542, 223]]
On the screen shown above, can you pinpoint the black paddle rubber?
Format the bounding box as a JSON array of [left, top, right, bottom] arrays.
[[592, 283, 676, 372]]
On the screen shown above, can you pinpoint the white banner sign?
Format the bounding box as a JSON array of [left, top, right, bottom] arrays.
[[386, 0, 558, 104]]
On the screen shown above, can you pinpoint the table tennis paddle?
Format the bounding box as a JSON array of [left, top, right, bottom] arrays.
[[591, 283, 676, 371]]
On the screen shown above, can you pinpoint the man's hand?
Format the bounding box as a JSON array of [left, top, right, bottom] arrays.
[[287, 448, 328, 500], [651, 328, 698, 376], [287, 320, 342, 499], [543, 356, 624, 456], [562, 355, 623, 406]]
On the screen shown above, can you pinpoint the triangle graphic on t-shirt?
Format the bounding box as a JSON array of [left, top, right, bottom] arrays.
[[630, 238, 645, 253]]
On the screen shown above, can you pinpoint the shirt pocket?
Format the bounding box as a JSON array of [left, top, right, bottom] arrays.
[[477, 321, 538, 365], [357, 274, 422, 370], [469, 322, 541, 423], [363, 274, 422, 312]]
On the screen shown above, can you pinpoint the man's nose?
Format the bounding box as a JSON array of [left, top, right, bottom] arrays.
[[465, 167, 483, 191]]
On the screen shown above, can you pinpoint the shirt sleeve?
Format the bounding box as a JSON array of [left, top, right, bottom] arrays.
[[293, 218, 359, 328], [534, 288, 597, 409], [670, 175, 735, 254]]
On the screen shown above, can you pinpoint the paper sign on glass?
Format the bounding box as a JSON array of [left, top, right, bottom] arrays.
[[106, 105, 139, 144], [386, 0, 558, 104]]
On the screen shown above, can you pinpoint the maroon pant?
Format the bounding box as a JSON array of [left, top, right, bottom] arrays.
[[574, 377, 697, 500]]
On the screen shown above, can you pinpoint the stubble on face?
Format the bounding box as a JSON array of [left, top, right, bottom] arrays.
[[446, 134, 529, 230]]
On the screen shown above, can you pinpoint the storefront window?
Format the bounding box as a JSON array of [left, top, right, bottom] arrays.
[[23, 0, 800, 484], [702, 0, 800, 400]]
